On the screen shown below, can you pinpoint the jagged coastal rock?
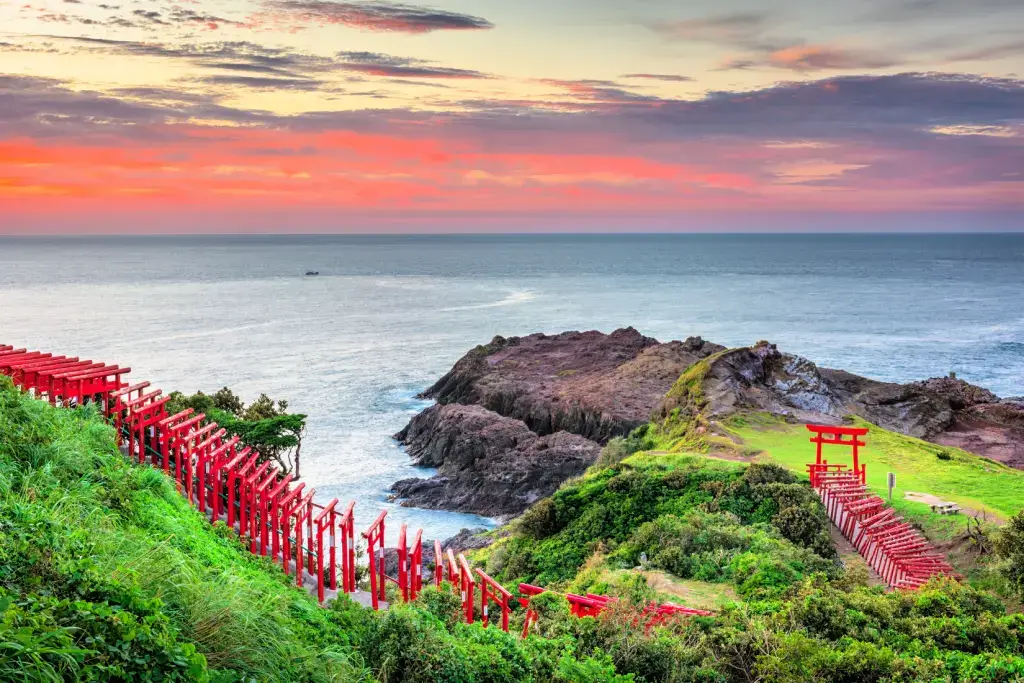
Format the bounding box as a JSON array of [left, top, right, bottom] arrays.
[[419, 327, 725, 443], [390, 328, 723, 519], [392, 404, 600, 518], [660, 341, 955, 438], [393, 330, 1024, 518]]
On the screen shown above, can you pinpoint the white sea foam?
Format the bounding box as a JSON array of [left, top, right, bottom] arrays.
[[440, 290, 537, 312]]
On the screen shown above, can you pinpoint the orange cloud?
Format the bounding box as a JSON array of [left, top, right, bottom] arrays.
[[767, 45, 899, 71]]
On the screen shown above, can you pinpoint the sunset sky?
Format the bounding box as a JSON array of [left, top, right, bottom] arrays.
[[1, 0, 1022, 232]]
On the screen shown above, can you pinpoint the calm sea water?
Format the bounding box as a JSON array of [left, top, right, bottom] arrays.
[[1, 234, 1022, 540]]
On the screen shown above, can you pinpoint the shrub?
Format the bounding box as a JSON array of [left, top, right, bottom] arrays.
[[995, 511, 1024, 597], [361, 605, 473, 683], [518, 498, 562, 539], [0, 590, 207, 682], [414, 585, 465, 631]]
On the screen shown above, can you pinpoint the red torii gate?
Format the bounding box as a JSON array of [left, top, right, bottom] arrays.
[[362, 511, 388, 610], [807, 423, 868, 484], [516, 584, 712, 638], [1, 343, 359, 607], [107, 382, 151, 443]]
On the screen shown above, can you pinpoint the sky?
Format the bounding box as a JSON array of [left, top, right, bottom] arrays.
[[0, 0, 1022, 233]]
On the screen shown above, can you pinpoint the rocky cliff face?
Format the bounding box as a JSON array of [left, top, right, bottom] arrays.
[[657, 341, 1023, 464], [917, 378, 1024, 468], [421, 327, 725, 443], [392, 404, 600, 519], [657, 342, 956, 438]]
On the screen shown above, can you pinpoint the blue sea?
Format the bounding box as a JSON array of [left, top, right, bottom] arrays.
[[1, 234, 1022, 541]]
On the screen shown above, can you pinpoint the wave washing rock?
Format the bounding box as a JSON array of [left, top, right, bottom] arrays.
[[419, 327, 725, 444], [392, 404, 601, 519]]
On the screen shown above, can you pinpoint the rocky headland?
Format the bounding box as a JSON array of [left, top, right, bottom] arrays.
[[392, 328, 1024, 520]]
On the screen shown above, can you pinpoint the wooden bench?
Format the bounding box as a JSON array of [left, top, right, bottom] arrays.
[[931, 503, 961, 515]]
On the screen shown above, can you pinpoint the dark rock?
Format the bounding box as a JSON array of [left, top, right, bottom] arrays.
[[910, 377, 999, 411], [392, 404, 601, 518], [660, 342, 955, 438], [417, 328, 724, 444], [818, 368, 955, 438]]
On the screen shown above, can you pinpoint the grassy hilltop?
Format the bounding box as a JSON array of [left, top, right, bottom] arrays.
[[4, 360, 1024, 681]]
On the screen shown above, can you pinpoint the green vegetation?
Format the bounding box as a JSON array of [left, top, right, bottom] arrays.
[[724, 412, 1024, 543], [995, 512, 1024, 595], [0, 376, 369, 682], [6, 363, 1024, 682], [728, 412, 1024, 520], [469, 429, 1024, 681], [0, 377, 701, 682], [167, 388, 307, 475], [480, 457, 838, 597]]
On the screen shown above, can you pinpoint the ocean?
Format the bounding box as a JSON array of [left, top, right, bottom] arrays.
[[1, 233, 1022, 541]]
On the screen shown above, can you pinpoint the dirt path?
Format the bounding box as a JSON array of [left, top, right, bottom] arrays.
[[829, 524, 885, 587], [904, 491, 997, 522]]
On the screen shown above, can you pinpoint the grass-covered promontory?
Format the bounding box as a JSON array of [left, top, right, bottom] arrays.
[[478, 456, 839, 597]]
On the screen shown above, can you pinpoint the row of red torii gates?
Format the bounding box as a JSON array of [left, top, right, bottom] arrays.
[[0, 343, 713, 634], [806, 424, 958, 590]]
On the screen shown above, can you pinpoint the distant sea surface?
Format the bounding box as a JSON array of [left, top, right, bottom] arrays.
[[2, 234, 1023, 540]]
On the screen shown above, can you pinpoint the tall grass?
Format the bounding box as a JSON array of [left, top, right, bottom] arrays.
[[0, 377, 373, 682]]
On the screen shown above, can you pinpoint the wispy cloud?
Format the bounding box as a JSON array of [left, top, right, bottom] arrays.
[[335, 51, 491, 79], [650, 12, 776, 49], [947, 39, 1024, 63], [539, 79, 663, 107], [261, 0, 494, 33], [723, 44, 902, 72], [26, 36, 489, 86], [863, 0, 1024, 23], [201, 75, 325, 90], [621, 73, 693, 82]]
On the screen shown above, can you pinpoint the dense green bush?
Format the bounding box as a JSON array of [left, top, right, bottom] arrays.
[[414, 585, 466, 631], [995, 510, 1024, 597], [491, 459, 837, 593]]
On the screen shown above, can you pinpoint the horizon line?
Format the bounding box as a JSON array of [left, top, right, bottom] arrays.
[[2, 229, 1024, 238]]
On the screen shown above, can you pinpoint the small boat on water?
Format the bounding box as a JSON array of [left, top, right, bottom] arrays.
[[305, 271, 320, 276]]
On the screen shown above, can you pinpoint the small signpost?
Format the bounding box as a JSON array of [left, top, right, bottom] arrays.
[[887, 472, 896, 503]]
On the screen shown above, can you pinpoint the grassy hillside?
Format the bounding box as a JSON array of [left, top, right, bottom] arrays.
[[6, 370, 1024, 682], [724, 413, 1024, 540], [477, 455, 839, 598], [0, 376, 372, 682], [0, 377, 645, 682], [470, 439, 1024, 681]]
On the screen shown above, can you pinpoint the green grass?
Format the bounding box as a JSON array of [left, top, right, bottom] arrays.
[[724, 412, 1024, 538], [0, 377, 376, 682], [620, 451, 743, 474]]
